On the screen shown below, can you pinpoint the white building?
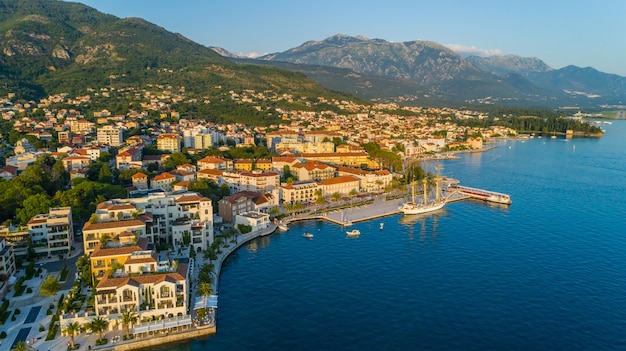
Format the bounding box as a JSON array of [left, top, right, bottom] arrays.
[[27, 207, 74, 258], [97, 125, 124, 147]]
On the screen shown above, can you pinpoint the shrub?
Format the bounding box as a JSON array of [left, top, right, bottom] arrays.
[[14, 308, 20, 315], [0, 331, 6, 339], [39, 324, 45, 332], [26, 287, 32, 293]]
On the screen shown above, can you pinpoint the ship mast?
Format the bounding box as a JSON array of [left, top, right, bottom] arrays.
[[423, 178, 428, 204]]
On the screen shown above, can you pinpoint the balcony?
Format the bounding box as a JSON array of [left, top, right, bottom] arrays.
[[157, 302, 174, 310]]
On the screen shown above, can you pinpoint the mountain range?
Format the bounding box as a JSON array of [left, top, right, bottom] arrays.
[[1, 0, 624, 109], [243, 34, 626, 108], [0, 0, 350, 108]]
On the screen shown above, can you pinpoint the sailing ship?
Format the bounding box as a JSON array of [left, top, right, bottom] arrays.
[[399, 176, 446, 215]]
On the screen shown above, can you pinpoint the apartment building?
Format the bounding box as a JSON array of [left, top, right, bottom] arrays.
[[239, 170, 280, 193], [317, 175, 361, 197], [85, 191, 214, 253], [218, 191, 274, 223], [197, 156, 233, 171], [0, 237, 16, 279], [156, 133, 181, 153], [27, 207, 74, 258], [97, 125, 124, 147], [279, 180, 320, 204]]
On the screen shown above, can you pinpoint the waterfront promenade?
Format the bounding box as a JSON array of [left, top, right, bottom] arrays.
[[0, 195, 447, 351]]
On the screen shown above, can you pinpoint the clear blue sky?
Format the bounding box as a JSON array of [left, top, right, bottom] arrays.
[[70, 0, 626, 76]]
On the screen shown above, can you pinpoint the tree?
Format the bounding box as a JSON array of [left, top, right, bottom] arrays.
[[119, 311, 138, 340], [39, 276, 62, 296], [331, 192, 342, 202], [163, 152, 191, 170], [63, 321, 81, 349], [11, 341, 28, 351], [198, 263, 215, 284], [197, 280, 213, 318], [15, 193, 53, 225], [87, 316, 109, 342], [98, 163, 113, 183]]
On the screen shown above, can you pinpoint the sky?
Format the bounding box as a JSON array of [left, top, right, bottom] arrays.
[[70, 0, 626, 76]]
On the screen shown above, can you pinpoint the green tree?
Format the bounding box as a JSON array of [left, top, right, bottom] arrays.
[[163, 152, 191, 170], [198, 263, 215, 284], [63, 321, 81, 349], [118, 311, 138, 340], [15, 193, 53, 225], [87, 316, 109, 342], [331, 192, 342, 202], [39, 276, 62, 296], [11, 340, 28, 351], [98, 163, 113, 183]]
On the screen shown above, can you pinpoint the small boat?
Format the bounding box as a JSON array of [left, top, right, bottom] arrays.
[[278, 224, 289, 231], [302, 232, 314, 238], [380, 223, 384, 230], [346, 229, 360, 237]]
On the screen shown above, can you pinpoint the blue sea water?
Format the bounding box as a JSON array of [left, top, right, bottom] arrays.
[[164, 121, 626, 351]]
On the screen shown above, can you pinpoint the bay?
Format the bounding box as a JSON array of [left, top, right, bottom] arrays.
[[161, 120, 626, 351]]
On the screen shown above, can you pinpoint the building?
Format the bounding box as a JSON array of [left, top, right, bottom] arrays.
[[336, 166, 392, 193], [131, 172, 149, 190], [197, 156, 233, 171], [61, 155, 91, 172], [116, 147, 143, 170], [156, 133, 181, 153], [301, 152, 378, 168], [94, 264, 189, 321], [90, 236, 152, 282], [0, 237, 16, 279], [239, 170, 280, 192], [292, 162, 336, 182], [151, 172, 177, 192], [27, 207, 74, 258], [218, 191, 273, 223], [86, 191, 214, 252], [83, 219, 147, 256], [279, 180, 320, 204], [97, 125, 124, 147], [317, 175, 361, 197], [234, 211, 270, 232]]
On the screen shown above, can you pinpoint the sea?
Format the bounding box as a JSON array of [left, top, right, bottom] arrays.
[[159, 120, 626, 351]]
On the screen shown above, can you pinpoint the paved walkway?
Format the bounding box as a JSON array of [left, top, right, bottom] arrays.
[[0, 243, 84, 351]]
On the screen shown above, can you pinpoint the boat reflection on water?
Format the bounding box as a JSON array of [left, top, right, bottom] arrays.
[[398, 209, 445, 243], [398, 208, 446, 225], [464, 198, 512, 211]]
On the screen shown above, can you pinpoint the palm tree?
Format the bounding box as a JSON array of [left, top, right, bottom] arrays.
[[63, 321, 81, 349], [118, 311, 138, 340], [87, 316, 109, 342], [198, 263, 215, 284], [198, 281, 213, 316], [198, 281, 213, 301], [11, 341, 28, 351]]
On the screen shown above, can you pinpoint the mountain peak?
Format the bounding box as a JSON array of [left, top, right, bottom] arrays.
[[466, 55, 553, 76]]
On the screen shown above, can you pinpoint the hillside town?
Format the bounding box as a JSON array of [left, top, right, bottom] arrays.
[[0, 83, 518, 350]]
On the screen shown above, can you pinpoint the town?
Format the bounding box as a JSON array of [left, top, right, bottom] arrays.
[[0, 82, 518, 350]]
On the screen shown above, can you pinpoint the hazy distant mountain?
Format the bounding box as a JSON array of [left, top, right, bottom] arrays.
[[260, 34, 484, 85], [260, 34, 626, 106], [259, 34, 568, 105], [468, 55, 626, 102], [526, 65, 626, 101], [466, 55, 553, 76]]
